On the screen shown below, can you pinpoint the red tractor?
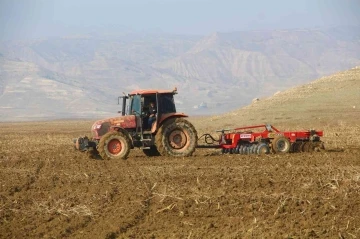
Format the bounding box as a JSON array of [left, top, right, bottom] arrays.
[[74, 88, 197, 159]]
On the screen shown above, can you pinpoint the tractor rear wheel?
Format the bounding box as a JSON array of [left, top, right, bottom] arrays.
[[143, 146, 161, 157], [272, 136, 291, 153], [98, 131, 131, 160], [155, 118, 197, 157]]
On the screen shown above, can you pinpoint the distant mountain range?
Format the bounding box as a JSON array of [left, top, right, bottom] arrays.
[[0, 25, 359, 121]]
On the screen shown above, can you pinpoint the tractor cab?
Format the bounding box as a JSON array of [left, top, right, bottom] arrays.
[[120, 88, 178, 133]]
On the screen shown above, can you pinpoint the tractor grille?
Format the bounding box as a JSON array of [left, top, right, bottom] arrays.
[[97, 122, 111, 137]]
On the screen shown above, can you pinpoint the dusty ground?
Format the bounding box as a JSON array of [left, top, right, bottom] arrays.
[[0, 120, 359, 239]]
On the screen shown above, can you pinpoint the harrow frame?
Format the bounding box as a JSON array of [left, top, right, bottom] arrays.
[[198, 124, 324, 155]]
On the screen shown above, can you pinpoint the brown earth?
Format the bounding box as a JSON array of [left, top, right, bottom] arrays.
[[0, 120, 359, 239]]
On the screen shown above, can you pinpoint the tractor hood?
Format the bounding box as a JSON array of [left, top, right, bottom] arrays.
[[91, 115, 136, 139]]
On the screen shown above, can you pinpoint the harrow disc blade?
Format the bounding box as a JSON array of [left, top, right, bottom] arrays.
[[235, 144, 240, 154], [252, 144, 258, 154], [257, 143, 270, 155], [291, 142, 302, 153], [239, 145, 245, 154]]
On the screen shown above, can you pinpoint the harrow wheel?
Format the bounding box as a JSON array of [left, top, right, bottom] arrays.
[[98, 131, 131, 160], [272, 136, 291, 153]]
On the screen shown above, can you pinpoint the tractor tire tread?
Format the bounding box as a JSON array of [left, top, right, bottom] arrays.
[[155, 118, 197, 157], [98, 131, 131, 160]]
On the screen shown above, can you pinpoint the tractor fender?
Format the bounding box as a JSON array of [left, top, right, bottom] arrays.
[[109, 126, 134, 148], [157, 113, 188, 128]]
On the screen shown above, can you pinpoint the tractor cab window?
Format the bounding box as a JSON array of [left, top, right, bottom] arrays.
[[130, 94, 141, 115], [158, 93, 176, 114]]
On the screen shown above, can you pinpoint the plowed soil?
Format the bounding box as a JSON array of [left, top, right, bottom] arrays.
[[1, 121, 360, 238]]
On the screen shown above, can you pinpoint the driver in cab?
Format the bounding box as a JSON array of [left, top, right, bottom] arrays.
[[147, 101, 157, 129]]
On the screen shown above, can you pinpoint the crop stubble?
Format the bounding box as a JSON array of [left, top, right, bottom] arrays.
[[0, 121, 360, 238]]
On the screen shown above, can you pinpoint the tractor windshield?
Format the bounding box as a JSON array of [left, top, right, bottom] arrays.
[[130, 94, 142, 115]]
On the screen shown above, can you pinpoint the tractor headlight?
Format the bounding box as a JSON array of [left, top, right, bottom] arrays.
[[93, 124, 102, 130]]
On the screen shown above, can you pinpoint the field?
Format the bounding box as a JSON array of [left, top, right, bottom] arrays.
[[1, 120, 360, 239]]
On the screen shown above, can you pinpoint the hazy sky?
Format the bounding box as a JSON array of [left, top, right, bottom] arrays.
[[0, 0, 359, 40]]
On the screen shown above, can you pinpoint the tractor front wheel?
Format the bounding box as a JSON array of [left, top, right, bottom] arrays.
[[155, 118, 197, 157], [98, 131, 131, 160]]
